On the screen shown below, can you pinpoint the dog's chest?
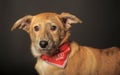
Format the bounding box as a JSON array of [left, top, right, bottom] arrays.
[[40, 62, 48, 72], [35, 59, 61, 75], [35, 59, 49, 75]]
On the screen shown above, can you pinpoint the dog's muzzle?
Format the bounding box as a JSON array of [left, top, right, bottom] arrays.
[[39, 40, 48, 48]]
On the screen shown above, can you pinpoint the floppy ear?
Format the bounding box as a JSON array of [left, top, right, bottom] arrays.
[[11, 15, 33, 32], [59, 12, 83, 30]]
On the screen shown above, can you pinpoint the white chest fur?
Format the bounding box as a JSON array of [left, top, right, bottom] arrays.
[[35, 59, 49, 75], [35, 59, 64, 75]]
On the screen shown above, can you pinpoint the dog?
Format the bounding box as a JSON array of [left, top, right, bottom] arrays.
[[11, 12, 120, 75]]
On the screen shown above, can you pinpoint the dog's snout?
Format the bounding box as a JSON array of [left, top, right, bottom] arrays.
[[39, 41, 48, 48]]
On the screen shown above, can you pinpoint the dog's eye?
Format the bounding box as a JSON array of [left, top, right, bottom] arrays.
[[34, 26, 39, 31], [50, 26, 57, 31]]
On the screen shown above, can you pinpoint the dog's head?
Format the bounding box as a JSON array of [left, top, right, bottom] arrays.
[[11, 12, 82, 57]]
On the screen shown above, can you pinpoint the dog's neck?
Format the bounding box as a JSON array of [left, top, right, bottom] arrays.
[[59, 31, 70, 46], [40, 42, 71, 68]]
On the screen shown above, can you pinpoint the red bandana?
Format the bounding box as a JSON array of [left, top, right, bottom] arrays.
[[40, 42, 70, 68]]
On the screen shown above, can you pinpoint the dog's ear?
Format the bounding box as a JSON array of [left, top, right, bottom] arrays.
[[11, 15, 33, 32], [59, 12, 83, 30]]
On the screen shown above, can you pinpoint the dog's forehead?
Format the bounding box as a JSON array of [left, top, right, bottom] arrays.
[[30, 13, 63, 29], [32, 13, 60, 23], [36, 13, 58, 17]]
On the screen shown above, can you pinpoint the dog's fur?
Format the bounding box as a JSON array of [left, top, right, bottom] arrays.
[[11, 12, 120, 75]]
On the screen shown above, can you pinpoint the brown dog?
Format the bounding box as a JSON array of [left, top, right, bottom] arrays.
[[11, 12, 120, 75]]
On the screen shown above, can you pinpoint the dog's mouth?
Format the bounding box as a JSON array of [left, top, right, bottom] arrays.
[[38, 41, 60, 56], [39, 49, 60, 56]]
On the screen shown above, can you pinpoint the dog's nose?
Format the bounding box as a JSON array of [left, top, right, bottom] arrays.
[[39, 41, 48, 48]]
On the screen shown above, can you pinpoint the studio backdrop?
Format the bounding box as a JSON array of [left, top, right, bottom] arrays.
[[0, 0, 119, 75]]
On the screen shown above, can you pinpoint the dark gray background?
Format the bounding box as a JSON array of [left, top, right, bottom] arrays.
[[0, 0, 120, 75]]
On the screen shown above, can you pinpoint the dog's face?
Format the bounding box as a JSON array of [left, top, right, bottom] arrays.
[[11, 12, 82, 57]]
